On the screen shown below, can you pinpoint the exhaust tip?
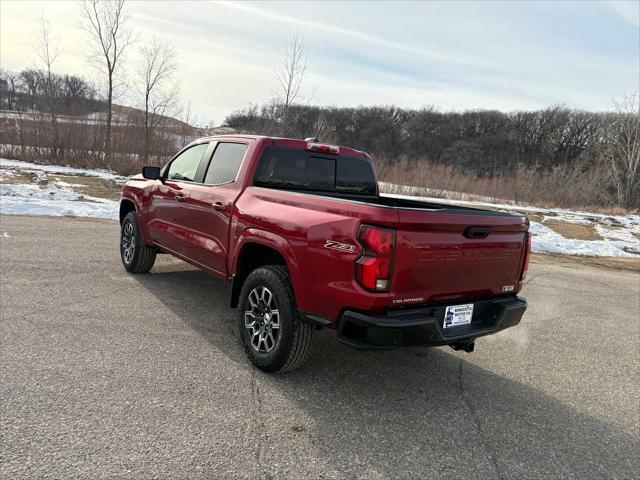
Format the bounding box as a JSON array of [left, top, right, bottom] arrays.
[[450, 340, 475, 353]]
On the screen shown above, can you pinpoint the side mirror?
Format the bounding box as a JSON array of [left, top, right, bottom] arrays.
[[142, 165, 161, 180]]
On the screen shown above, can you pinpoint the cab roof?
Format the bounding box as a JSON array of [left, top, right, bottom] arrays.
[[192, 134, 370, 159]]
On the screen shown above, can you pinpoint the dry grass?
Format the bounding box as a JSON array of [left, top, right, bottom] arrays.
[[52, 175, 122, 201], [543, 221, 602, 241], [526, 213, 545, 224], [375, 159, 634, 214], [0, 172, 33, 185], [0, 170, 122, 200], [592, 207, 636, 216]]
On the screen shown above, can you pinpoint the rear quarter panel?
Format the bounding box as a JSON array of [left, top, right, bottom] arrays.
[[231, 187, 399, 323]]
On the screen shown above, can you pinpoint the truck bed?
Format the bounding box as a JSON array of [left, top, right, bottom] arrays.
[[241, 185, 529, 320], [303, 189, 515, 217]]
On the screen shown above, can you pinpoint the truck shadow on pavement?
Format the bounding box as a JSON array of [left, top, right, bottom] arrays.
[[132, 262, 639, 479]]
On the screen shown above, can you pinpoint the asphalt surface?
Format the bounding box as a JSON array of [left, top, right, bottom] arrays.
[[1, 215, 639, 480]]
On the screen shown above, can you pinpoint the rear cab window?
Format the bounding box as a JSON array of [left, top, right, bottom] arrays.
[[254, 146, 377, 195]]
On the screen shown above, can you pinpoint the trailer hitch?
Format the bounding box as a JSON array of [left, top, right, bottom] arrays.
[[449, 340, 475, 353]]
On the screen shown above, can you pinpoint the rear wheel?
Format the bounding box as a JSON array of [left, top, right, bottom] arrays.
[[239, 265, 314, 373], [120, 211, 156, 273]]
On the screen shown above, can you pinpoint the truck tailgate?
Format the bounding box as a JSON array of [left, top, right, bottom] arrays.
[[391, 209, 529, 303]]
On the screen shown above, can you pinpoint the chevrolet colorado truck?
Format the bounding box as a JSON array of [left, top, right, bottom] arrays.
[[119, 135, 530, 372]]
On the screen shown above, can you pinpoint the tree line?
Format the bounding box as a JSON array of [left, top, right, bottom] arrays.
[[0, 69, 101, 115], [224, 100, 639, 209], [0, 64, 193, 175], [0, 1, 636, 210], [0, 0, 192, 174], [225, 30, 638, 210]]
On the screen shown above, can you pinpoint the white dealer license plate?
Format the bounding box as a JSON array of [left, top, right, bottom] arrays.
[[443, 304, 474, 329]]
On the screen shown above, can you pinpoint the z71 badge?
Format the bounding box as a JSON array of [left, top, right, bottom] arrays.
[[324, 240, 356, 253]]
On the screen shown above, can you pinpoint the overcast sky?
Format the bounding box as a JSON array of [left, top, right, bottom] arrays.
[[1, 0, 639, 125]]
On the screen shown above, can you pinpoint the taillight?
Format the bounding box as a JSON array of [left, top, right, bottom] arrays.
[[356, 225, 395, 292], [305, 142, 340, 155], [520, 233, 532, 281]]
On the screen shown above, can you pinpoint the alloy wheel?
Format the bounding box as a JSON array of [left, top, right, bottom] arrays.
[[244, 286, 280, 353], [121, 221, 136, 264]]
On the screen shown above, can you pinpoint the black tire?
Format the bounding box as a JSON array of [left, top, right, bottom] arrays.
[[120, 211, 156, 273], [238, 265, 315, 373]]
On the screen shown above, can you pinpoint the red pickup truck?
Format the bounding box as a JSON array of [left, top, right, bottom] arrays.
[[120, 135, 530, 372]]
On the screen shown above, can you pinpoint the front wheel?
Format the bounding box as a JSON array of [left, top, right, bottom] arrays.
[[120, 211, 157, 273], [238, 265, 315, 373]]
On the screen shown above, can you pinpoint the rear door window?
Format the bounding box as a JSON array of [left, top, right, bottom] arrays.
[[204, 142, 248, 185]]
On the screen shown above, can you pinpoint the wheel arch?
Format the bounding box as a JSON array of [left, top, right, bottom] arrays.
[[119, 194, 153, 245], [119, 198, 136, 224], [230, 230, 300, 309]]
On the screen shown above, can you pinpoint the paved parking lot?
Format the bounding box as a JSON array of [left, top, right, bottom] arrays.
[[1, 215, 638, 479]]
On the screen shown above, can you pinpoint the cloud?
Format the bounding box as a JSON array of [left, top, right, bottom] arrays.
[[214, 0, 500, 69], [1, 0, 638, 123], [609, 0, 640, 27]]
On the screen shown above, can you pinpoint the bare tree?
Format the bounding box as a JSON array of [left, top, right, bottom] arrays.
[[178, 100, 193, 147], [34, 14, 62, 159], [80, 0, 136, 159], [605, 92, 640, 210], [272, 30, 308, 136], [138, 38, 178, 162], [0, 69, 19, 110]]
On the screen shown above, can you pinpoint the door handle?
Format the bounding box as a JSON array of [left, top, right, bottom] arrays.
[[213, 201, 227, 211], [175, 194, 187, 202]]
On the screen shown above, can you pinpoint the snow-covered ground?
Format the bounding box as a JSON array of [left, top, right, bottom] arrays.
[[0, 159, 121, 220], [381, 182, 640, 258], [528, 222, 639, 257], [0, 158, 127, 182], [0, 159, 638, 259], [382, 191, 639, 258]]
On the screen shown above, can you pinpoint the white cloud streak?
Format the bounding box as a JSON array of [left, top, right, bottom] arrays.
[[1, 0, 638, 123]]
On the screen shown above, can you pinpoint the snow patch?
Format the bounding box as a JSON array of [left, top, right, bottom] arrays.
[[541, 214, 592, 225], [0, 158, 127, 182], [0, 176, 118, 220], [0, 163, 638, 258], [0, 158, 121, 220], [381, 190, 639, 259], [595, 224, 638, 243], [380, 184, 640, 232], [529, 222, 638, 257]]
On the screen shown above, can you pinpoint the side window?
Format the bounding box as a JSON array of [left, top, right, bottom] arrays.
[[204, 143, 248, 185], [167, 144, 208, 182]]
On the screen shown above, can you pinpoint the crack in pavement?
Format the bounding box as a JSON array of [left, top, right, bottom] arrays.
[[523, 271, 557, 286], [457, 359, 504, 480], [248, 365, 270, 480]]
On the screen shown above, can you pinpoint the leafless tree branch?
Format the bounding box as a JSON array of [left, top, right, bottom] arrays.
[[605, 92, 640, 209], [34, 13, 62, 159], [272, 29, 308, 136], [79, 0, 136, 159], [138, 37, 179, 162]]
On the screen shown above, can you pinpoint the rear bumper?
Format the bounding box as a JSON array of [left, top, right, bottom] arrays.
[[338, 296, 527, 350]]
